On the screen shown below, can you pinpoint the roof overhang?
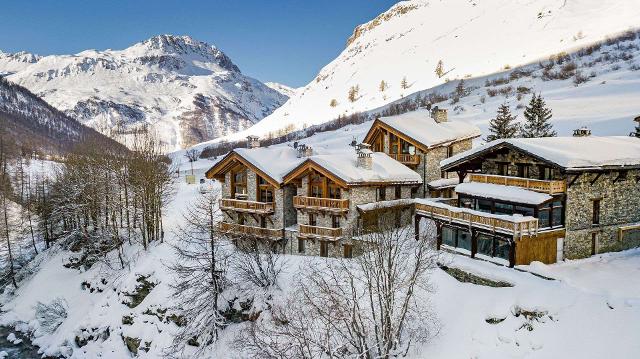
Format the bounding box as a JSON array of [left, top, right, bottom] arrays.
[[205, 151, 282, 188]]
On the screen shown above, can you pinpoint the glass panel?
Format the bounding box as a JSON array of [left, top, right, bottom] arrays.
[[477, 234, 494, 256], [495, 239, 511, 260], [552, 207, 563, 227], [495, 202, 513, 215], [514, 206, 534, 217], [538, 209, 550, 228], [477, 199, 492, 213], [457, 230, 472, 251], [442, 227, 456, 247]]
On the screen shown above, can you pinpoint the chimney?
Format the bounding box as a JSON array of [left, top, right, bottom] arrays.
[[247, 135, 260, 149], [297, 144, 313, 158], [431, 106, 448, 123], [573, 126, 591, 137], [356, 143, 373, 170]]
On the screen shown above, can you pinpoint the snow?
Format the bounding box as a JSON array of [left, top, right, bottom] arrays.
[[264, 82, 298, 98], [356, 198, 414, 212], [443, 136, 640, 170], [305, 152, 422, 184], [232, 147, 303, 184], [427, 177, 460, 189], [377, 109, 481, 148], [455, 182, 553, 205], [216, 0, 640, 142], [415, 198, 536, 224]]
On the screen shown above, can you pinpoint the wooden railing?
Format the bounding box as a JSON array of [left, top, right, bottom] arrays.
[[298, 224, 343, 240], [415, 201, 539, 239], [294, 196, 349, 212], [220, 199, 274, 214], [469, 173, 566, 194], [220, 222, 282, 239], [388, 153, 421, 165], [618, 223, 640, 241]]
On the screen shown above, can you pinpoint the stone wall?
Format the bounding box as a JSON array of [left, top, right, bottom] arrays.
[[480, 148, 563, 180], [564, 169, 640, 259], [415, 138, 473, 197]]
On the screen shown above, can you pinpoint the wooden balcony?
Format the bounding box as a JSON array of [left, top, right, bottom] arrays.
[[293, 196, 349, 212], [220, 199, 274, 214], [220, 221, 283, 239], [388, 153, 421, 165], [298, 224, 343, 240], [415, 200, 539, 239], [469, 173, 566, 194]]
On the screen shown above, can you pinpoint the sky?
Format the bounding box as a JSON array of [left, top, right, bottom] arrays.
[[0, 0, 398, 87]]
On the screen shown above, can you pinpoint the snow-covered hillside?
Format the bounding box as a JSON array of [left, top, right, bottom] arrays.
[[226, 0, 640, 140], [264, 82, 298, 98], [0, 35, 288, 150]]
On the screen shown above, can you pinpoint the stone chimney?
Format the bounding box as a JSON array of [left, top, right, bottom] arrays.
[[573, 126, 591, 137], [431, 106, 448, 123], [247, 135, 260, 149], [296, 144, 313, 158], [356, 143, 373, 170]]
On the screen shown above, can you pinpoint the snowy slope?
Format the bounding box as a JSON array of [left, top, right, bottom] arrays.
[[227, 0, 640, 140], [264, 82, 298, 98], [0, 35, 288, 150]]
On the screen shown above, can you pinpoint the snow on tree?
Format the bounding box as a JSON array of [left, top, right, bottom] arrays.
[[348, 85, 360, 103], [521, 94, 557, 138], [487, 103, 520, 141], [435, 59, 445, 78]]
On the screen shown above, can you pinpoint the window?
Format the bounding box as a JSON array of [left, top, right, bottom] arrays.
[[459, 196, 474, 209], [308, 213, 317, 226], [539, 166, 555, 180], [238, 215, 245, 226], [514, 205, 534, 217], [331, 215, 340, 228], [395, 185, 402, 199], [494, 202, 513, 215], [298, 239, 305, 253], [477, 234, 494, 257], [591, 233, 598, 255], [447, 145, 454, 158], [232, 170, 247, 197], [320, 241, 328, 257], [378, 187, 386, 201], [389, 134, 399, 154], [457, 230, 472, 251], [538, 206, 550, 228], [309, 173, 324, 197], [497, 162, 509, 176], [260, 217, 266, 228], [343, 244, 353, 258], [257, 176, 274, 202], [592, 199, 601, 225], [552, 200, 563, 227], [328, 185, 341, 199], [477, 199, 492, 213], [517, 164, 530, 178], [442, 227, 456, 247]]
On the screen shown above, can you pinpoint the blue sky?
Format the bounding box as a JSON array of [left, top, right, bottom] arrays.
[[0, 0, 397, 87]]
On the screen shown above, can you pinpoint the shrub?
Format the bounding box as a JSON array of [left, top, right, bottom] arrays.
[[573, 71, 589, 86], [486, 88, 499, 97], [516, 86, 531, 94], [35, 298, 68, 333]]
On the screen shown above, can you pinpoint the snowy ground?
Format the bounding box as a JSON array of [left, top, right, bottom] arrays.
[[0, 158, 639, 358]]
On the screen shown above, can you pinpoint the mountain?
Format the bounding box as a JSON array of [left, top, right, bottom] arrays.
[[0, 35, 288, 150], [226, 0, 640, 140], [0, 77, 126, 154], [265, 82, 299, 98]]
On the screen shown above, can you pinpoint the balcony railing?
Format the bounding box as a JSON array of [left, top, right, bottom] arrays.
[[415, 200, 539, 239], [388, 153, 421, 165], [220, 222, 283, 239], [298, 224, 343, 240], [220, 199, 274, 214], [293, 196, 349, 212], [468, 173, 566, 194]]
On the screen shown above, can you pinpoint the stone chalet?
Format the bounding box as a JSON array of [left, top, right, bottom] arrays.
[[205, 140, 422, 258], [414, 135, 640, 267], [363, 107, 481, 197]]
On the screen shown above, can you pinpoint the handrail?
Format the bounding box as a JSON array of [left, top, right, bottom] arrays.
[[388, 153, 420, 165], [294, 196, 349, 211], [220, 222, 282, 238], [415, 201, 539, 239], [468, 173, 566, 194], [299, 224, 343, 239], [220, 199, 275, 213]]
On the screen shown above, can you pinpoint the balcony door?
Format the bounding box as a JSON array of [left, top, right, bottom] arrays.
[[257, 175, 274, 203], [231, 169, 247, 198]]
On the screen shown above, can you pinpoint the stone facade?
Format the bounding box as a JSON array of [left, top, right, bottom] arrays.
[[416, 138, 473, 197]]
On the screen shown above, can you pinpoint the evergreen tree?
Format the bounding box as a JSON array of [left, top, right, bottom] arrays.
[[521, 94, 557, 138], [486, 104, 519, 142], [435, 60, 444, 78], [379, 80, 388, 92], [400, 76, 409, 89], [632, 117, 640, 138]]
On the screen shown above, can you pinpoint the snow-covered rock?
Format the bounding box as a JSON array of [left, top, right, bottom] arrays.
[[0, 35, 289, 150]]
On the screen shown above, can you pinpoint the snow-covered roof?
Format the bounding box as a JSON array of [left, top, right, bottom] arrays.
[[427, 177, 460, 189], [455, 182, 552, 205], [302, 152, 423, 185], [415, 198, 537, 224], [357, 198, 415, 212], [376, 109, 481, 148], [442, 136, 640, 171], [232, 147, 303, 183]]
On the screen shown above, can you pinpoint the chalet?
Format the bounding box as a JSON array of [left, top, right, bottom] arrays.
[[282, 144, 422, 258], [414, 134, 640, 267], [363, 107, 481, 197], [205, 140, 302, 245]]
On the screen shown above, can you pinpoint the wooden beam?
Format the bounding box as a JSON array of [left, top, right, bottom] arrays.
[[613, 171, 627, 183], [590, 172, 603, 186], [568, 174, 581, 188]]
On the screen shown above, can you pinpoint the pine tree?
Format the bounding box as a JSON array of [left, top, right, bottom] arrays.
[[400, 76, 409, 89], [486, 104, 519, 142], [379, 80, 388, 92], [632, 117, 640, 138], [348, 85, 359, 103], [521, 94, 557, 138]]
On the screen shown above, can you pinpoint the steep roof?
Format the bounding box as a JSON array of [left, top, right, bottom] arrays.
[[442, 136, 640, 171], [284, 152, 422, 186], [365, 109, 481, 150]]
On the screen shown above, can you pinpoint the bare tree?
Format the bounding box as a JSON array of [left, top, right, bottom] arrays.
[[184, 148, 200, 175], [232, 238, 286, 295], [348, 85, 360, 103], [435, 60, 445, 78], [167, 189, 232, 357], [236, 219, 440, 358]]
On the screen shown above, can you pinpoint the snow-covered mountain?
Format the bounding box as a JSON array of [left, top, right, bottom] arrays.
[[227, 0, 640, 140], [265, 82, 298, 98], [0, 35, 288, 150]]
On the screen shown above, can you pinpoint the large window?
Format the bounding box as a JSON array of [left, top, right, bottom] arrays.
[[552, 200, 563, 227], [378, 187, 386, 201], [232, 170, 247, 197], [477, 234, 494, 256], [517, 164, 530, 178], [592, 199, 600, 225], [477, 199, 492, 213], [331, 215, 340, 228], [308, 213, 317, 226], [309, 173, 323, 197], [494, 202, 514, 215], [328, 184, 341, 199], [497, 162, 509, 176], [257, 176, 274, 202], [539, 166, 555, 180]]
